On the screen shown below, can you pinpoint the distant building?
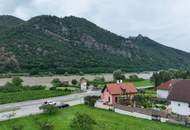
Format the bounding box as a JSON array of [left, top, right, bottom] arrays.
[[80, 78, 88, 91], [157, 79, 179, 99], [101, 82, 137, 105], [168, 80, 190, 116], [61, 81, 69, 86]]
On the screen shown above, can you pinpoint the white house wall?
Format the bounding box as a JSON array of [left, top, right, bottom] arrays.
[[114, 108, 168, 122], [157, 90, 169, 99], [115, 108, 152, 120], [170, 101, 190, 116]]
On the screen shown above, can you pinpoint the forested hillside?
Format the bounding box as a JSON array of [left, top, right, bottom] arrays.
[[0, 15, 189, 74]]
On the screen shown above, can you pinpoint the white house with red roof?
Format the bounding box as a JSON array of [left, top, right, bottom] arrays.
[[157, 79, 179, 99], [168, 80, 190, 116], [101, 82, 137, 105]]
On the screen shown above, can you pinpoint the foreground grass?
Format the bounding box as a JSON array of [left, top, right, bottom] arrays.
[[0, 105, 188, 130], [0, 90, 71, 104], [132, 80, 153, 87]]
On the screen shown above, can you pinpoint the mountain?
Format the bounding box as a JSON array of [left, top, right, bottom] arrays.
[[0, 15, 189, 74], [0, 15, 24, 32]]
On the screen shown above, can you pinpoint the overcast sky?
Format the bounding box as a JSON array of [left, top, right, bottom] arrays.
[[0, 0, 190, 52]]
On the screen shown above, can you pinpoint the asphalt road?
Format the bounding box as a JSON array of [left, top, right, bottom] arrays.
[[0, 90, 101, 121]]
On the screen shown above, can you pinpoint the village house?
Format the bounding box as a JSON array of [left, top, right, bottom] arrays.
[[168, 80, 190, 116], [157, 79, 179, 99], [80, 78, 88, 91], [101, 82, 137, 105]]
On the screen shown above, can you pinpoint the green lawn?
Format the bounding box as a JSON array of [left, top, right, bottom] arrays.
[[144, 89, 157, 97], [0, 90, 71, 104], [0, 105, 188, 130], [57, 87, 79, 91], [132, 80, 153, 87]]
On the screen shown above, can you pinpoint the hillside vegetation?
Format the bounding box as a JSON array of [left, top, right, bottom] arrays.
[[0, 15, 190, 74]]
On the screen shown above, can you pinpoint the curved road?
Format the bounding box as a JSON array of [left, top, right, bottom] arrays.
[[0, 90, 101, 121]]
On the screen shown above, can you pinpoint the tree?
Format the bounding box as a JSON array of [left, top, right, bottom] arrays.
[[84, 96, 99, 107], [71, 79, 78, 85], [12, 77, 23, 86], [70, 113, 96, 130], [12, 125, 23, 130], [51, 78, 61, 87], [113, 69, 125, 81], [150, 69, 190, 88], [39, 121, 54, 130], [39, 105, 59, 115], [128, 75, 143, 81], [29, 68, 39, 76]]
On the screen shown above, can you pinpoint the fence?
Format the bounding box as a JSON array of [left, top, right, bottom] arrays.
[[114, 104, 190, 126], [114, 104, 168, 122]]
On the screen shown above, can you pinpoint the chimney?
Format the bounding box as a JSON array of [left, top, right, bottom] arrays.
[[116, 80, 120, 84], [120, 80, 123, 83]]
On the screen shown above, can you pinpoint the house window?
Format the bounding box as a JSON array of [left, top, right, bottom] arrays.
[[115, 97, 118, 103], [108, 97, 110, 102]]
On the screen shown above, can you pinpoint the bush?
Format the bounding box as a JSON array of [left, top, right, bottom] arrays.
[[12, 77, 23, 86], [28, 85, 46, 90], [71, 79, 78, 85], [113, 69, 125, 81], [0, 77, 25, 92], [70, 113, 96, 130], [133, 94, 153, 108], [128, 75, 144, 81], [84, 96, 99, 107], [39, 121, 54, 130], [12, 125, 23, 130], [63, 88, 72, 93], [0, 82, 22, 92], [51, 78, 61, 87], [39, 105, 59, 115], [49, 87, 57, 90], [29, 69, 39, 76], [64, 72, 69, 76], [118, 96, 131, 106]]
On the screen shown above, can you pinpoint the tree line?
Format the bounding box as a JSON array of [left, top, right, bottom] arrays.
[[151, 69, 190, 87]]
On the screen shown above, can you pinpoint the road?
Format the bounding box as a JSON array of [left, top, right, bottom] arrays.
[[0, 90, 101, 121]]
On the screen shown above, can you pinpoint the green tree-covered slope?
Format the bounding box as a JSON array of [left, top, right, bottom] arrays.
[[0, 15, 189, 74]]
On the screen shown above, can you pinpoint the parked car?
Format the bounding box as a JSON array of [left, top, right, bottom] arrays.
[[43, 100, 69, 109], [57, 104, 70, 109], [44, 100, 57, 105]]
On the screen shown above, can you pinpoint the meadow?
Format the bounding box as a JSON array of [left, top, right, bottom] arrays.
[[0, 105, 188, 130]]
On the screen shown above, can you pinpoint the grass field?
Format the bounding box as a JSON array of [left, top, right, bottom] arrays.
[[0, 105, 188, 130], [132, 80, 153, 87], [0, 90, 71, 104]]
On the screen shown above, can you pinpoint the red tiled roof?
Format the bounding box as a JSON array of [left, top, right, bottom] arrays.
[[157, 79, 179, 90], [168, 80, 190, 103], [106, 83, 137, 95]]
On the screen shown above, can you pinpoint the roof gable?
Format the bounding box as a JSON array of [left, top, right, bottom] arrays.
[[157, 79, 179, 90], [106, 83, 137, 95], [168, 80, 190, 103]]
